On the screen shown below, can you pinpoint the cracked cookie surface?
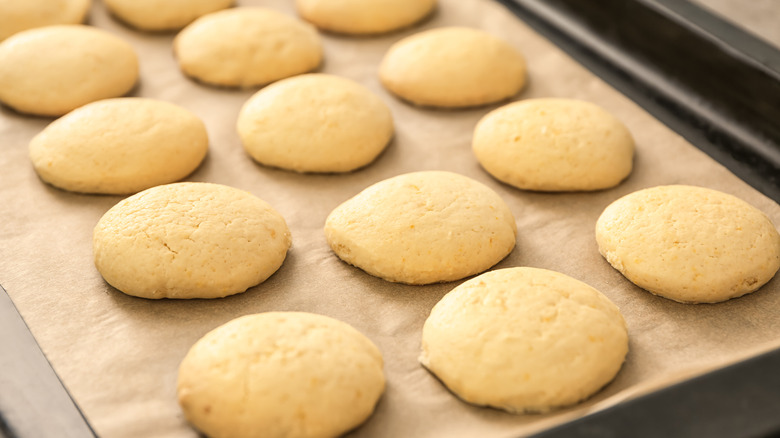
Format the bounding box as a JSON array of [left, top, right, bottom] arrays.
[[324, 171, 517, 284], [93, 182, 291, 299], [174, 7, 322, 88], [237, 74, 393, 173], [0, 0, 90, 41], [473, 98, 634, 191], [0, 25, 138, 116], [379, 27, 526, 108], [177, 312, 385, 438], [30, 98, 208, 195], [596, 185, 780, 303], [420, 267, 628, 413]]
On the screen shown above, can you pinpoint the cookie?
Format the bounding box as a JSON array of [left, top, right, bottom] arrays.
[[295, 0, 436, 35], [596, 185, 780, 303], [421, 267, 628, 413], [237, 74, 394, 173], [104, 0, 233, 31], [174, 7, 322, 88], [379, 27, 526, 108], [178, 312, 385, 438], [30, 98, 208, 194], [93, 182, 291, 299], [0, 25, 138, 117], [473, 98, 635, 191], [324, 171, 517, 284], [0, 0, 90, 41]]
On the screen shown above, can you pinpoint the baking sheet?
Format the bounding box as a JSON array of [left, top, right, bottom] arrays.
[[1, 0, 780, 437]]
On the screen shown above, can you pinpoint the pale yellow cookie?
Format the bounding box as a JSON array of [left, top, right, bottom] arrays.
[[296, 0, 436, 35], [93, 182, 291, 299], [596, 185, 780, 303], [174, 7, 322, 88], [0, 0, 90, 41], [473, 98, 635, 191], [0, 25, 139, 117], [421, 267, 628, 413], [178, 312, 385, 438], [104, 0, 233, 31], [324, 171, 517, 284], [379, 27, 526, 108], [30, 98, 208, 194], [237, 74, 393, 173]]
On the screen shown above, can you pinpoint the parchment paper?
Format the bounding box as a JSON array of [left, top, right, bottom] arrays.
[[2, 1, 780, 437]]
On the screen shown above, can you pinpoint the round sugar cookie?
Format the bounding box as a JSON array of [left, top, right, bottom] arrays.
[[30, 98, 208, 195], [473, 99, 635, 191], [421, 267, 628, 413], [104, 0, 233, 31], [295, 0, 436, 35], [178, 312, 385, 438], [174, 7, 322, 88], [237, 74, 393, 173], [324, 171, 517, 284], [93, 183, 291, 299], [0, 0, 90, 41], [0, 25, 138, 117], [596, 185, 780, 303], [379, 27, 526, 108]]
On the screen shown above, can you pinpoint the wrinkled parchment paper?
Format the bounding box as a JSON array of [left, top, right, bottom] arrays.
[[2, 1, 779, 437]]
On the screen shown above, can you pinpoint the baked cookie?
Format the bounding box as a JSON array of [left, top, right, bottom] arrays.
[[421, 267, 628, 413], [324, 171, 517, 284], [93, 182, 291, 299], [178, 312, 385, 438], [104, 0, 233, 31], [30, 98, 208, 194], [237, 74, 394, 173], [0, 25, 138, 117], [473, 99, 635, 191], [596, 185, 780, 303], [379, 27, 526, 108], [174, 7, 322, 88], [0, 0, 90, 41], [296, 0, 436, 35]]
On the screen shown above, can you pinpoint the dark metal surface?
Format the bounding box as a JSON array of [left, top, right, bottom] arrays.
[[0, 286, 95, 438], [530, 348, 780, 438]]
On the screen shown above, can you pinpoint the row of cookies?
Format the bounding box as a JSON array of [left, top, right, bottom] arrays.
[[176, 266, 630, 437], [91, 170, 780, 304], [4, 0, 474, 116], [2, 0, 536, 118], [25, 85, 636, 194], [24, 73, 390, 194], [0, 0, 435, 40]]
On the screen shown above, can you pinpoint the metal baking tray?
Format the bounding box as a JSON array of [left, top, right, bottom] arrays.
[[0, 285, 95, 438], [1, 0, 779, 436]]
